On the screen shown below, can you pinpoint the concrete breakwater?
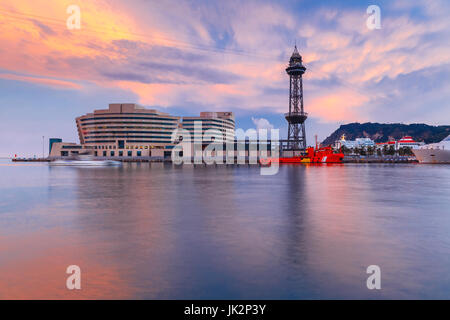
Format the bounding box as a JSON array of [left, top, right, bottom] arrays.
[[343, 155, 417, 163], [12, 158, 51, 162], [12, 155, 418, 164]]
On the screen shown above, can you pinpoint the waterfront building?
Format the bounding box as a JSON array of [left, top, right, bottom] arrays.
[[50, 103, 181, 158], [335, 135, 375, 149], [49, 104, 238, 159], [397, 136, 424, 149], [375, 141, 396, 150], [376, 136, 424, 150], [49, 138, 62, 154], [49, 142, 83, 157], [181, 112, 235, 143], [76, 103, 180, 157]]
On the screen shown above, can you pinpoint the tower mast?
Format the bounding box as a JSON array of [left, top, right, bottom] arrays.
[[285, 45, 307, 151]]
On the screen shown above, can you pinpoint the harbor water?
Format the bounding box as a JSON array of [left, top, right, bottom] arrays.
[[0, 160, 449, 299]]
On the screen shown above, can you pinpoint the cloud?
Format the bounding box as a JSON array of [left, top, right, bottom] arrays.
[[0, 72, 81, 89], [0, 0, 449, 126], [30, 19, 56, 38], [251, 117, 275, 131]]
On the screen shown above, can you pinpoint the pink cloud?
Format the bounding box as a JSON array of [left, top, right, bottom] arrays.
[[0, 0, 448, 124], [0, 73, 81, 89]]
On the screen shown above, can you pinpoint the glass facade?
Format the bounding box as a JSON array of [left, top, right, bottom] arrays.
[[76, 104, 180, 155], [50, 104, 236, 159]]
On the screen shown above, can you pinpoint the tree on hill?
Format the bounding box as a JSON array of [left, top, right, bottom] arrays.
[[322, 122, 450, 146]]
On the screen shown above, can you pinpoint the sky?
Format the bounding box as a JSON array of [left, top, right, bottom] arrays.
[[0, 0, 449, 157]]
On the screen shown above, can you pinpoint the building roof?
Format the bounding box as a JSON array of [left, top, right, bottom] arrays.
[[398, 136, 417, 143], [376, 141, 396, 145]]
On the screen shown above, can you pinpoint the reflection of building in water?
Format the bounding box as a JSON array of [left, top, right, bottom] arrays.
[[282, 165, 308, 270]]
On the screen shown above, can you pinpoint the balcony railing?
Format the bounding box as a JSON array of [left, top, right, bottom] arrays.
[[284, 112, 308, 117]]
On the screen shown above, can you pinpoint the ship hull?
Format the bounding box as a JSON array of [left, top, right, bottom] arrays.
[[50, 160, 122, 166], [260, 147, 344, 165], [412, 149, 450, 164]]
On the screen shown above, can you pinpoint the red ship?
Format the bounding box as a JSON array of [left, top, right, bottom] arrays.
[[260, 145, 344, 165], [279, 146, 344, 164]]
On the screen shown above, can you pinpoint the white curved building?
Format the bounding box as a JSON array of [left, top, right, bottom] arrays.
[[75, 103, 180, 157], [49, 103, 235, 159]]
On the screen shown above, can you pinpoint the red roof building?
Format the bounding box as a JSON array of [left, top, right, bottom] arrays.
[[376, 136, 424, 150]]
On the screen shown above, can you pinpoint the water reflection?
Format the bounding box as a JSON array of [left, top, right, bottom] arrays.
[[0, 162, 449, 299]]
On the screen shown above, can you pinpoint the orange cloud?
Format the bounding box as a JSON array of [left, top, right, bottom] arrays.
[[0, 0, 449, 125], [307, 89, 370, 122], [0, 0, 140, 80], [0, 73, 81, 89]]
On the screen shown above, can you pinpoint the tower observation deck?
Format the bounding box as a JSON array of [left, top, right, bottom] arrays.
[[285, 45, 307, 151]]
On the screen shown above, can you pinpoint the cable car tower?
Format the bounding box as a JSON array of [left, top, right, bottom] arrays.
[[285, 45, 307, 151]]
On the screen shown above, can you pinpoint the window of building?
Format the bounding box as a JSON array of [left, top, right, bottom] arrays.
[[111, 151, 115, 156], [119, 151, 123, 157], [128, 151, 132, 157], [137, 151, 142, 157], [103, 151, 107, 156]]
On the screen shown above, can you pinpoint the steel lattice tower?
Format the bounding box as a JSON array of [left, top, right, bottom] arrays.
[[285, 45, 307, 151]]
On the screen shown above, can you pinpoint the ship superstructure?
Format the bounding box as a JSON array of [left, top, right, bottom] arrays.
[[413, 135, 450, 163]]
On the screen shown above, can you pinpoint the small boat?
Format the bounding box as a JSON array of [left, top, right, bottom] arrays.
[[50, 155, 122, 167]]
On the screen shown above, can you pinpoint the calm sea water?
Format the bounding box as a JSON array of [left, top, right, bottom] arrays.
[[0, 160, 449, 299]]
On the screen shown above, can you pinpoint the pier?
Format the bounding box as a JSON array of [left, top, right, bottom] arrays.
[[343, 155, 418, 163], [12, 158, 51, 162]]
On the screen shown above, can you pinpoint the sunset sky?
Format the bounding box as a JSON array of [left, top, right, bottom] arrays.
[[1, 0, 449, 156]]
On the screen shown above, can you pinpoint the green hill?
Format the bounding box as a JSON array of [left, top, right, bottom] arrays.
[[322, 123, 450, 146]]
